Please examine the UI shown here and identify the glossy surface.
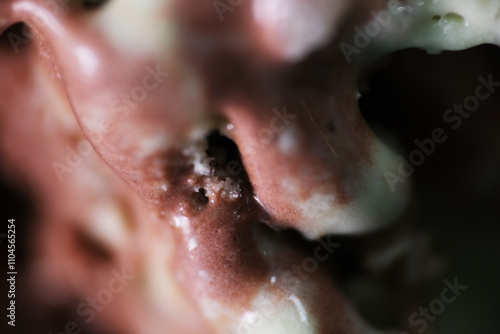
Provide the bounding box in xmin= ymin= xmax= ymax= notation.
xmin=1 ymin=0 xmax=497 ymax=333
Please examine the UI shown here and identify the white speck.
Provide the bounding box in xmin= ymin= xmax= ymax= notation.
xmin=174 ymin=216 xmax=186 ymax=228
xmin=173 ymin=216 xmax=190 ymax=235
xmin=55 ymin=65 xmax=62 ymax=79
xmin=75 ymin=45 xmax=99 ymax=76
xmin=288 ymin=294 xmax=309 ymax=325
xmin=262 ymin=249 xmax=274 ymax=256
xmin=198 ymin=271 xmax=209 ymax=279
xmin=161 ymin=184 xmax=168 ymax=192
xmin=188 ymin=238 xmax=198 ymax=251
xmin=254 ymin=196 xmax=264 ymax=208
xmin=270 ymin=276 xmax=276 ymax=284
xmin=226 ymin=123 xmax=234 ymax=130
xmin=243 ymin=311 xmax=259 ymax=325
xmin=278 ymin=125 xmax=299 ymax=154
xmin=138 ymin=134 xmax=170 ymax=157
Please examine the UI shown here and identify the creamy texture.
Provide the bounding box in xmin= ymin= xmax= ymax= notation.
xmin=1 ymin=0 xmax=499 ymax=333
xmin=356 ymin=0 xmax=500 ymax=61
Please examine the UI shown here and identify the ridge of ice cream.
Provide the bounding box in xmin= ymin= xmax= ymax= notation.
xmin=0 ymin=0 xmax=498 ymax=333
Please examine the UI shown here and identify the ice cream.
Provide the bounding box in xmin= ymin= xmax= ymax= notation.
xmin=0 ymin=0 xmax=498 ymax=333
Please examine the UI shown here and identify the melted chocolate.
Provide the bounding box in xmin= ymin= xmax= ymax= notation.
xmin=0 ymin=0 xmax=414 ymax=333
